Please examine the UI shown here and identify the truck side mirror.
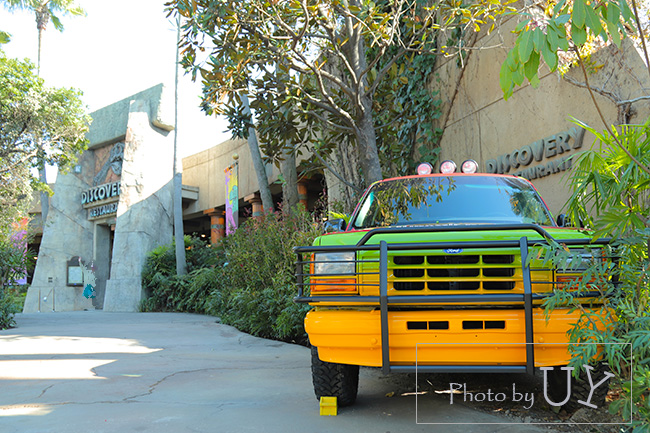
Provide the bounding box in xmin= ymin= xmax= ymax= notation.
xmin=556 ymin=214 xmax=569 ymax=227
xmin=556 ymin=214 xmax=584 ymax=228
xmin=323 ymin=218 xmax=346 ymax=233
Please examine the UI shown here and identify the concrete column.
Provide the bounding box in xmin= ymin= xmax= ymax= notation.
xmin=298 ymin=182 xmax=308 ymax=210
xmin=245 ymin=193 xmax=263 ymax=219
xmin=203 ymin=208 xmax=225 ymax=245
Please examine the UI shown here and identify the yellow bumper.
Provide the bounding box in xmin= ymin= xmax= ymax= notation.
xmin=306 ymin=308 xmax=605 ymax=367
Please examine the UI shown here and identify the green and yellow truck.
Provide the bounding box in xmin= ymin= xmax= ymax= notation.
xmin=295 ymin=162 xmax=612 ymax=407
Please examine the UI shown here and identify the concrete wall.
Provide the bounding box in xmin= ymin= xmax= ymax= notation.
xmin=434 ymin=16 xmax=650 ymax=216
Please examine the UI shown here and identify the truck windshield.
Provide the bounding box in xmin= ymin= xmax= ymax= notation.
xmin=351 ymin=175 xmax=553 ymax=229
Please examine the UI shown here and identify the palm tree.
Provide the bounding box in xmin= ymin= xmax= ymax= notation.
xmin=2 ymin=1 xmax=84 ymax=222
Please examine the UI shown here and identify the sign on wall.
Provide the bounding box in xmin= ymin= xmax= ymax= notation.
xmin=485 ymin=127 xmax=585 ymax=180
xmin=225 ymin=163 xmax=239 ymax=235
xmin=81 ymin=181 xmax=121 ymax=220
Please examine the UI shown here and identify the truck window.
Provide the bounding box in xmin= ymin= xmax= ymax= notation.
xmin=351 ymin=176 xmax=553 ymax=229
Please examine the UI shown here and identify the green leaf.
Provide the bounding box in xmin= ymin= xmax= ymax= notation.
xmin=512 ymin=67 xmax=525 ymax=86
xmin=524 ymin=51 xmax=540 ymax=82
xmin=518 ymin=30 xmax=534 ymax=63
xmin=542 ymin=40 xmax=558 ymax=71
xmin=553 ymin=0 xmax=567 ymax=15
xmin=584 ymin=3 xmax=603 ymax=37
xmin=529 ymin=72 xmax=541 ymax=88
xmin=606 ymin=3 xmax=620 ymax=23
xmin=555 ymin=14 xmax=571 ymax=25
xmin=572 ymin=0 xmax=586 ymax=28
xmin=0 ymin=31 xmax=10 ymax=44
xmin=532 ymin=28 xmax=544 ymax=51
xmin=619 ymin=0 xmax=633 ymax=22
xmin=515 ymin=20 xmax=529 ymax=32
xmin=547 ymin=25 xmax=560 ymax=50
xmin=571 ymin=21 xmax=588 ymax=45
xmin=500 ymin=61 xmax=513 ymax=93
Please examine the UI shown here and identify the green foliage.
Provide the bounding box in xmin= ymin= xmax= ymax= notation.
xmin=168 ymin=0 xmax=511 ymax=187
xmin=140 ymin=235 xmax=222 ymax=313
xmin=539 ymin=121 xmax=650 ymax=428
xmin=0 ymin=51 xmax=90 ymax=237
xmin=141 ymin=211 xmax=321 ymax=344
xmin=499 ymin=0 xmax=636 ymax=99
xmin=217 ymin=209 xmax=321 ymax=343
xmin=0 ymin=238 xmax=32 ymax=330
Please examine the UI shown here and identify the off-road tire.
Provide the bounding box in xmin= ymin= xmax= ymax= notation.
xmin=311 ymin=346 xmax=359 ymax=407
xmin=545 ymin=363 xmax=611 ymax=413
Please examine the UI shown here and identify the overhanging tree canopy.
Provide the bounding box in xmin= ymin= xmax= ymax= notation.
xmin=168 ymin=0 xmax=512 ymax=188
xmin=0 ymin=51 xmax=90 ymax=239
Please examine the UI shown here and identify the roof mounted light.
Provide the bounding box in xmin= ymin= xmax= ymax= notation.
xmin=439 ymin=160 xmax=457 ymax=174
xmin=461 ymin=159 xmax=478 ymax=173
xmin=416 ymin=162 xmax=433 ymax=175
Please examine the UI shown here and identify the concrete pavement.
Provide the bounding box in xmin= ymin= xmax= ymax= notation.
xmin=0 ymin=312 xmax=560 ymax=432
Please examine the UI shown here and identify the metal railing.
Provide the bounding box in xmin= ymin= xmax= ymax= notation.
xmin=294 ymin=224 xmax=613 ymax=375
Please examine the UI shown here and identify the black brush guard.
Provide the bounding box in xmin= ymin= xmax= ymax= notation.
xmin=294 ymin=224 xmax=612 ymax=375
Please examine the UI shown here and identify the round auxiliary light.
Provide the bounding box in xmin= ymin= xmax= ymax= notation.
xmin=416 ymin=162 xmax=433 ymax=175
xmin=461 ymin=159 xmax=478 ymax=174
xmin=439 ymin=160 xmax=457 ymax=174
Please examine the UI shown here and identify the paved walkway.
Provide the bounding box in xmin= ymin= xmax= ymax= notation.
xmin=0 ymin=312 xmax=556 ymax=432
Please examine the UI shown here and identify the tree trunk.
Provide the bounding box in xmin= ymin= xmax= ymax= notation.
xmin=280 ymin=147 xmax=299 ymax=212
xmin=346 ymin=0 xmax=383 ymax=186
xmin=37 ymin=149 xmax=48 ymax=223
xmin=241 ymin=93 xmax=274 ymax=213
xmin=173 ymin=17 xmax=187 ymax=276
xmin=324 ymin=137 xmax=364 ymax=214
xmin=356 ymin=108 xmax=383 ymax=185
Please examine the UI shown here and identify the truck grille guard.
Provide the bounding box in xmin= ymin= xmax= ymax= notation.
xmin=294 ymin=224 xmax=614 ymax=375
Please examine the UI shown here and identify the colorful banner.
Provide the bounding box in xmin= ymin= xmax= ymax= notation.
xmin=225 ymin=163 xmax=239 ymax=235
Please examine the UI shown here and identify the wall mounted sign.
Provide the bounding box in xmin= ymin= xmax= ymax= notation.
xmin=82 ymin=181 xmax=121 ymax=205
xmin=485 ymin=127 xmax=585 ymax=180
xmin=88 ymin=202 xmax=118 ymax=220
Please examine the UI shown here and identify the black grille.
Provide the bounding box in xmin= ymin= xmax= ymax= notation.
xmin=395 ymin=282 xmax=425 ymax=290
xmin=394 ymin=268 xmax=425 ymax=278
xmin=428 ymin=281 xmax=480 ymax=290
xmin=394 ymin=256 xmax=424 ymax=265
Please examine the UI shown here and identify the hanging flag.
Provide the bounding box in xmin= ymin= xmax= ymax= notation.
xmin=225 ymin=163 xmax=239 ymax=235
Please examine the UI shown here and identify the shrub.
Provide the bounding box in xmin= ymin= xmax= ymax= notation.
xmin=0 ymin=239 xmax=31 ymax=330
xmin=140 ymin=235 xmax=223 ymax=313
xmin=140 ymin=210 xmax=321 ymax=345
xmin=216 ymin=209 xmax=321 ymax=344
xmin=542 ymin=121 xmax=650 ymax=429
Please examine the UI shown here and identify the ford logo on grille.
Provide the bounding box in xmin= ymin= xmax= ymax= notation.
xmin=444 ymin=248 xmax=463 ymax=254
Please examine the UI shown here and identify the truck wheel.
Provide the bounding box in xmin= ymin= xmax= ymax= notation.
xmin=311 ymin=346 xmax=359 ymax=407
xmin=544 ymin=363 xmax=611 ymax=413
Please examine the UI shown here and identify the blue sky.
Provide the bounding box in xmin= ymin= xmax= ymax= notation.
xmin=0 ymin=0 xmax=230 ymax=163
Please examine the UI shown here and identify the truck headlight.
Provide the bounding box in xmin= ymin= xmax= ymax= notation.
xmin=557 ymin=248 xmax=602 ymax=273
xmin=314 ymin=252 xmax=356 ymax=275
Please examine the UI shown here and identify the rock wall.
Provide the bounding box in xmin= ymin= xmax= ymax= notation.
xmin=103 ymin=100 xmax=174 ymax=311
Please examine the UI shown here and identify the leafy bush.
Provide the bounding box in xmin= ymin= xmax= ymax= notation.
xmin=0 ymin=238 xmax=32 ymax=330
xmin=215 ymin=209 xmax=321 ymax=343
xmin=140 ymin=210 xmax=321 ymax=344
xmin=140 ymin=235 xmax=223 ymax=314
xmin=542 ymin=120 xmax=650 ymax=429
